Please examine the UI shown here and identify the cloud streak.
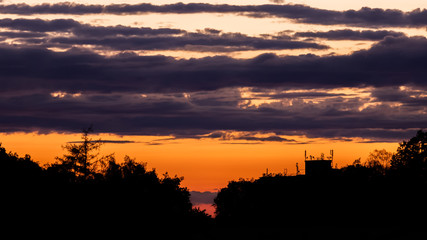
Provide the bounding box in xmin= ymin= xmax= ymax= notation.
xmin=164 ymin=131 xmax=298 ymax=143
xmin=294 ymin=29 xmax=406 ymax=41
xmin=0 ymin=3 xmax=426 ymax=27
xmin=67 ymin=140 xmax=137 ymax=144
xmin=0 ymin=18 xmax=327 ymax=52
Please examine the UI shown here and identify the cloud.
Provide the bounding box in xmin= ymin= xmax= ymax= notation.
xmin=303 ymin=128 xmax=420 ymax=143
xmin=67 ymin=140 xmax=137 ymax=144
xmin=0 ymin=18 xmax=184 ymax=36
xmin=1 ymin=36 xmax=427 ymax=141
xmin=0 ymin=18 xmax=185 ymax=37
xmin=255 ymin=91 xmax=347 ymax=99
xmin=269 ymin=0 xmax=285 ymax=4
xmin=0 ymin=18 xmax=80 ymax=32
xmin=0 ymin=86 xmax=424 ymax=141
xmin=46 ymin=32 xmax=327 ymax=52
xmin=294 ymin=29 xmax=406 ymax=41
xmin=167 ymin=131 xmax=298 ymax=143
xmin=371 ymin=86 xmax=427 ymax=107
xmin=0 ymin=18 xmax=327 ymax=52
xmin=1 ymin=35 xmax=427 ymax=94
xmin=190 ymin=191 xmax=216 ymax=205
xmin=0 ymin=3 xmax=426 ymax=27
xmin=0 ymin=31 xmax=47 ymax=38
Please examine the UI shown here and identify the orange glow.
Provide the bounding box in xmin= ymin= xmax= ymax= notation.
xmin=194 ymin=203 xmax=216 ymax=216
xmin=0 ymin=132 xmax=398 ymax=192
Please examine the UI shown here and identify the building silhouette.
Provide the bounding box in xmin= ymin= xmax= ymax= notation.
xmin=304 ymin=150 xmax=333 ymax=176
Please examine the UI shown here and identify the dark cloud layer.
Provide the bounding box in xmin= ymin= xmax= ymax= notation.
xmin=294 ymin=29 xmax=406 ymax=41
xmin=0 ymin=3 xmax=426 ymax=143
xmin=0 ymin=18 xmax=327 ymax=51
xmin=1 ymin=36 xmax=427 ymax=94
xmin=1 ymin=3 xmax=427 ymax=27
xmin=47 ymin=33 xmax=327 ymax=52
xmin=0 ymin=18 xmax=183 ymax=35
xmin=0 ymin=18 xmax=80 ymax=32
xmin=0 ymin=87 xmax=424 ymax=141
xmin=1 ymin=34 xmax=427 ymax=141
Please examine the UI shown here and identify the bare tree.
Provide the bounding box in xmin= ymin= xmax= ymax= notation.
xmin=366 ymin=149 xmax=393 ymax=173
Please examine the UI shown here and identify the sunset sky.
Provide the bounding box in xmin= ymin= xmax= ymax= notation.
xmin=1 ymin=0 xmax=427 ymax=200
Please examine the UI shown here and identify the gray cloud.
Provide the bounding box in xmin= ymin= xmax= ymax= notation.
xmin=0 ymin=3 xmax=426 ymax=27
xmin=46 ymin=33 xmax=327 ymax=52
xmin=269 ymin=0 xmax=285 ymax=4
xmin=0 ymin=18 xmax=184 ymax=35
xmin=190 ymin=191 xmax=216 ymax=205
xmin=0 ymin=18 xmax=327 ymax=51
xmin=294 ymin=29 xmax=406 ymax=41
xmin=166 ymin=131 xmax=298 ymax=143
xmin=0 ymin=31 xmax=47 ymax=38
xmin=0 ymin=18 xmax=80 ymax=32
xmin=1 ymin=36 xmax=427 ymax=94
xmin=0 ymin=85 xmax=425 ymax=142
xmin=68 ymin=140 xmax=137 ymax=144
xmin=371 ymin=86 xmax=427 ymax=107
xmin=1 ymin=36 xmax=427 ymax=141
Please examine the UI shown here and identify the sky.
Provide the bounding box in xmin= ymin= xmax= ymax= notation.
xmin=1 ymin=1 xmax=427 ymax=208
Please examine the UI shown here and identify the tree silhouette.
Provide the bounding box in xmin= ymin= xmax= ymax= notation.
xmin=366 ymin=149 xmax=393 ymax=173
xmin=390 ymin=130 xmax=427 ymax=179
xmin=52 ymin=127 xmax=104 ymax=182
xmin=0 ymin=143 xmax=42 ymax=185
xmin=4 ymin=129 xmax=427 ymax=233
xmin=214 ymin=131 xmax=427 ymax=227
xmin=45 ymin=129 xmax=213 ymax=227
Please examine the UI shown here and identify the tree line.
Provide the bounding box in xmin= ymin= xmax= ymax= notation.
xmin=214 ymin=130 xmax=427 ymax=228
xmin=2 ymin=129 xmax=427 ymax=233
xmin=1 ymin=127 xmax=212 ymax=231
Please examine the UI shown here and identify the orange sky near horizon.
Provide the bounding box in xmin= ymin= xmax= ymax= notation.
xmin=0 ymin=0 xmax=422 ymax=193
xmin=1 ymin=0 xmax=427 ymax=218
xmin=0 ymin=132 xmax=398 ymax=192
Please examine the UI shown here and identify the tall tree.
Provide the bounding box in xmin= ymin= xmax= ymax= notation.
xmin=54 ymin=127 xmax=103 ymax=181
xmin=390 ymin=130 xmax=427 ymax=178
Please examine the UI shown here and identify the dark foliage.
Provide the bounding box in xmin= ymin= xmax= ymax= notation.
xmin=215 ymin=174 xmax=427 ymax=228
xmin=0 ymin=143 xmax=43 ymax=185
xmin=214 ymin=131 xmax=427 ymax=228
xmin=390 ymin=130 xmax=427 ymax=180
xmin=3 ymin=129 xmax=427 ymax=236
xmin=0 ymin=130 xmax=212 ymax=231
